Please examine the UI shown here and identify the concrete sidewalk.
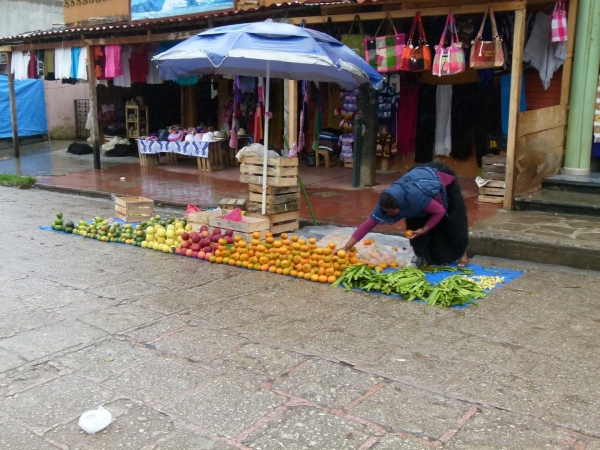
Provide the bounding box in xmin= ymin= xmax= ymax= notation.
xmin=1 ymin=187 xmax=600 ymax=449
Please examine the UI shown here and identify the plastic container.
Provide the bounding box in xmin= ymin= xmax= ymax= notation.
xmin=78 ymin=405 xmax=113 ymax=434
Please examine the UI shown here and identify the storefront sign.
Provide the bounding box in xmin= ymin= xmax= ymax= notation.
xmin=131 ymin=0 xmax=234 ymax=21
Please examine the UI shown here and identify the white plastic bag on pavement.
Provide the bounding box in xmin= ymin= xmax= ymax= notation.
xmin=78 ymin=405 xmax=113 ymax=434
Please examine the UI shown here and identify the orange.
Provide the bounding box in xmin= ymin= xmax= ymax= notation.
xmin=302 ymin=264 xmax=312 ymax=273
xmin=221 ymin=250 xmax=230 ymax=258
xmin=266 ymin=236 xmax=274 ymax=244
xmin=238 ymin=240 xmax=247 ymax=248
xmin=240 ymin=253 xmax=249 ymax=261
xmin=318 ymin=275 xmax=328 ymax=283
xmin=349 ymin=257 xmax=358 ymax=264
xmin=305 ymin=273 xmax=314 ymax=281
xmin=368 ymin=263 xmax=376 ymax=269
xmin=318 ymin=267 xmax=325 ymax=276
xmin=280 ymin=233 xmax=288 ymax=239
xmin=309 ymin=237 xmax=316 ymax=244
xmin=309 ymin=244 xmax=317 ymax=250
xmin=273 ymin=240 xmax=283 ymax=248
xmin=291 ymin=242 xmax=301 ymax=250
xmin=269 ymin=266 xmax=277 ymax=273
xmin=259 ymin=256 xmax=269 ymax=265
xmin=293 ymin=255 xmax=301 ymax=264
xmin=242 ymin=261 xmax=249 ymax=268
xmin=228 ymin=259 xmax=236 ymax=266
xmin=215 ymin=257 xmax=223 ymax=264
xmin=261 ymin=264 xmax=270 ymax=271
xmin=251 ymin=239 xmax=261 ymax=247
xmin=280 ymin=260 xmax=290 ymax=268
xmin=337 ymin=250 xmax=347 ymax=258
xmin=323 ymin=248 xmax=332 ymax=256
xmin=325 ymin=268 xmax=334 ymax=276
xmin=214 ymin=250 xmax=221 ymax=257
xmin=250 ymin=256 xmax=258 ymax=264
xmin=282 ymin=268 xmax=291 ymax=276
xmin=257 ymin=244 xmax=266 ymax=252
xmin=291 ymin=235 xmax=299 ymax=242
xmin=297 ymin=271 xmax=305 ymax=279
xmin=236 ymin=260 xmax=243 ymax=267
xmin=298 ymin=238 xmax=307 ymax=245
xmin=310 ymin=274 xmax=319 ymax=282
xmin=290 ymin=269 xmax=298 ymax=277
xmin=223 ymin=257 xmax=230 ymax=265
xmin=379 ymin=263 xmax=388 ymax=269
xmin=276 ymin=268 xmax=283 ymax=275
xmin=327 ymin=276 xmax=336 ymax=284
xmin=295 ymin=263 xmax=303 ymax=272
xmin=265 ymin=231 xmax=273 ymax=238
xmin=405 ymin=229 xmax=414 ymax=238
xmin=334 ymin=271 xmax=342 ymax=277
xmin=254 ymin=263 xmax=262 ymax=271
xmin=389 ymin=261 xmax=398 ymax=268
xmin=234 ymin=235 xmax=242 ymax=242
xmin=315 ymin=248 xmax=323 ymax=255
xmin=252 ymin=231 xmax=261 ymax=239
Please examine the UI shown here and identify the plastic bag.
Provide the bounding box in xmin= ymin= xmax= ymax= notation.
xmin=317 ymin=233 xmax=413 ymax=267
xmin=185 ymin=203 xmax=201 ymax=215
xmin=78 ymin=405 xmax=112 ymax=434
xmin=223 ymin=208 xmax=243 ymax=222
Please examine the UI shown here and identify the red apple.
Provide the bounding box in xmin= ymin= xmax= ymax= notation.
xmin=203 ymin=246 xmax=212 ymax=253
xmin=192 ymin=251 xmax=198 ymax=258
xmin=191 ymin=243 xmax=200 ymax=252
xmin=181 ymin=240 xmax=190 ymax=249
xmin=185 ymin=249 xmax=193 ymax=257
xmin=200 ymin=237 xmax=211 ymax=247
xmin=224 ymin=229 xmax=234 ymax=237
xmin=200 ymin=230 xmax=210 ymax=238
xmin=197 ymin=251 xmax=205 ymax=259
xmin=212 ymin=227 xmax=221 ymax=235
xmin=174 ymin=248 xmax=181 ymax=255
xmin=200 ymin=225 xmax=209 ymax=232
xmin=225 ymin=236 xmax=234 ymax=244
xmin=191 ymin=233 xmax=201 ymax=244
xmin=212 ymin=234 xmax=222 ymax=243
xmin=181 ymin=232 xmax=190 ymax=241
xmin=204 ymin=252 xmax=212 ymax=261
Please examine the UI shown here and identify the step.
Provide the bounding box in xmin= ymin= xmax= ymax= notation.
xmin=542 ymin=173 xmax=600 ymax=194
xmin=515 ymin=189 xmax=600 ymax=217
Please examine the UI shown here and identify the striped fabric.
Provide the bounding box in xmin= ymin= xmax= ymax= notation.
xmin=594 ymin=74 xmax=600 ymax=143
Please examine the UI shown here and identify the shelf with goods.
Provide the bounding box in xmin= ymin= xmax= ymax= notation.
xmin=126 ymin=105 xmax=149 ymax=139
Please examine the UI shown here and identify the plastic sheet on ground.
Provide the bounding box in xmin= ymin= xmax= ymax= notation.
xmin=300 ymin=225 xmax=415 ymax=266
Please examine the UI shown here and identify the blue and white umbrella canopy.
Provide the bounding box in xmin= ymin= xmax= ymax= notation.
xmin=153 ymin=21 xmax=383 ymax=90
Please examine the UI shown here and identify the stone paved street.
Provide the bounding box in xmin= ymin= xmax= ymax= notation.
xmin=1 ymin=186 xmax=599 ymax=449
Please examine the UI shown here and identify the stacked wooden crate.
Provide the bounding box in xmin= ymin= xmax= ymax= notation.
xmin=239 ymin=156 xmax=300 ymax=236
xmin=114 ymin=196 xmax=154 ymax=222
xmin=479 ymin=154 xmax=506 ymax=204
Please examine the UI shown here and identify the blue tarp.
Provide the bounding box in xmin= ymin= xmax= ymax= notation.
xmin=0 ymin=75 xmax=48 ymax=138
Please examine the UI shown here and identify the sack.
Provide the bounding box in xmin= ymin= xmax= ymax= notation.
xmin=432 ymin=11 xmax=466 ymax=76
xmin=470 ymin=7 xmax=504 ymax=68
xmin=401 ymin=12 xmax=432 ymax=72
xmin=223 ymin=208 xmax=243 ymax=222
xmin=341 ymin=16 xmax=366 ymax=57
xmin=185 ymin=203 xmax=201 ymax=215
xmin=551 ymin=0 xmax=568 ymax=42
xmin=363 ymin=14 xmax=405 ymax=73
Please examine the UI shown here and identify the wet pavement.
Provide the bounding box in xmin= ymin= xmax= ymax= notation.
xmin=1 ymin=187 xmax=600 ymax=448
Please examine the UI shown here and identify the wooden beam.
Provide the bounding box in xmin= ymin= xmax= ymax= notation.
xmin=87 ymin=45 xmax=101 ymax=170
xmin=286 ymin=80 xmax=298 ymax=151
xmin=503 ymin=8 xmax=526 ymax=210
xmin=6 ymin=52 xmax=20 ymax=158
xmin=288 ymin=1 xmax=526 ymax=24
xmin=0 ymin=46 xmax=11 ymax=51
xmin=560 ymin=0 xmax=579 ymax=105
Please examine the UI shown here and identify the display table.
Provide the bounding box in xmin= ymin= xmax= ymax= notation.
xmin=137 ymin=140 xmax=228 ymax=172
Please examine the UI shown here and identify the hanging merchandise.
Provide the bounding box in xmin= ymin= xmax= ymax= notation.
xmin=54 ymin=48 xmax=72 ymax=80
xmin=401 ymin=12 xmax=432 ymax=72
xmin=312 ymin=83 xmax=323 ymax=151
xmin=341 ymin=16 xmax=367 ymax=57
xmin=551 ymin=0 xmax=568 ymax=42
xmin=363 ymin=13 xmax=406 ymax=73
xmin=44 ymin=49 xmax=55 ymax=80
xmin=113 ymin=45 xmax=132 ymax=88
xmin=396 ymin=75 xmax=418 ymax=157
xmin=433 ymin=11 xmax=466 ymax=76
xmin=523 ymin=11 xmax=566 ymax=90
xmin=434 ymin=85 xmax=453 ymax=156
xmin=77 ymin=47 xmax=88 ymax=80
xmin=470 ymin=7 xmax=504 ymax=69
xmin=594 ymin=74 xmax=600 ymax=144
xmin=11 ymin=51 xmax=30 ymax=81
xmin=93 ymin=46 xmax=105 ymax=80
xmin=129 ymin=45 xmax=148 ymax=83
xmin=338 ymin=88 xmax=359 ymax=164
xmin=104 ymin=45 xmax=123 ymax=79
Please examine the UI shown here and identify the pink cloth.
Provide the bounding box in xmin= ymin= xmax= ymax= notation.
xmin=352 ymin=171 xmax=456 ymax=240
xmin=104 ymin=45 xmax=123 ymax=79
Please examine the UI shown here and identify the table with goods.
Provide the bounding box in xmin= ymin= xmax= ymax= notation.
xmin=44 ymin=204 xmax=522 ymax=309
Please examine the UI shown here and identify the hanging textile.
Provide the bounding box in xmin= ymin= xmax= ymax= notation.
xmin=27 ymin=51 xmax=37 ymax=79
xmin=396 ymin=76 xmax=419 ymax=157
xmin=146 ymin=49 xmax=163 ymax=84
xmin=434 ymin=85 xmax=453 ymax=156
xmin=129 ymin=45 xmax=148 ymax=83
xmin=298 ymin=81 xmax=308 ymax=152
xmin=44 ymin=49 xmax=55 ymax=80
xmin=54 ymin=48 xmax=72 ymax=80
xmin=71 ymin=47 xmax=81 ymax=79
xmin=77 ymin=47 xmax=88 ymax=80
xmin=594 ymin=74 xmax=600 ymax=143
xmin=523 ymin=12 xmax=566 ymax=90
xmin=414 ymin=83 xmax=437 ymax=163
xmin=93 ymin=46 xmax=105 ymax=80
xmin=312 ymin=82 xmax=322 ymax=151
xmin=113 ymin=45 xmax=132 ymax=88
xmin=104 ymin=44 xmax=123 ymax=79
xmin=12 ymin=51 xmax=30 ymax=81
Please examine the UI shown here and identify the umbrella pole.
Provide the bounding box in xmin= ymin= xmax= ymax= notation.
xmin=261 ymin=61 xmax=270 ymax=216
xmin=283 ymin=135 xmax=317 ymax=226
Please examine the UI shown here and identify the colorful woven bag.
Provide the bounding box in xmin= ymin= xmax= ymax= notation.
xmin=341 ymin=16 xmax=367 ymax=57
xmin=363 ymin=14 xmax=406 ymax=73
xmin=470 ymin=7 xmax=504 ymax=69
xmin=432 ymin=11 xmax=465 ymax=76
xmin=401 ymin=12 xmax=432 ymax=72
xmin=551 ymin=0 xmax=568 ymax=42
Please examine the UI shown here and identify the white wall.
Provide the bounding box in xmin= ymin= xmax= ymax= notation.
xmin=0 ymin=0 xmax=64 ymax=38
xmin=44 ymin=80 xmax=90 ymax=140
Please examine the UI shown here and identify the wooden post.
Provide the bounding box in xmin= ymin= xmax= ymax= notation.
xmin=86 ymin=45 xmax=101 ymax=170
xmin=6 ymin=51 xmax=20 ymax=158
xmin=285 ymin=80 xmax=298 ymax=151
xmin=357 ymin=83 xmax=377 ymax=187
xmin=503 ymin=9 xmax=526 ymax=210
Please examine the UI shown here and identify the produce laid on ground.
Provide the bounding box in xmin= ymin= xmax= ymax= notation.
xmin=45 ymin=212 xmax=504 ymax=307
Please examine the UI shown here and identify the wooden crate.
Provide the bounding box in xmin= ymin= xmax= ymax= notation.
xmin=247 ymin=183 xmax=300 ymax=214
xmin=218 ymin=198 xmax=247 ymax=212
xmin=247 ymin=210 xmax=300 ymax=236
xmin=186 ymin=209 xmax=222 ymax=231
xmin=478 ymin=180 xmax=506 ymax=204
xmin=344 ymin=161 xmax=353 ymax=169
xmin=239 ymin=156 xmax=299 ymax=187
xmin=208 ymin=215 xmax=270 ymax=234
xmin=115 ymin=196 xmax=154 ymax=222
xmin=246 ymin=200 xmax=300 ymax=214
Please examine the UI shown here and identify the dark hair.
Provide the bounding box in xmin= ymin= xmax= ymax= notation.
xmin=379 ymin=192 xmax=399 ymax=210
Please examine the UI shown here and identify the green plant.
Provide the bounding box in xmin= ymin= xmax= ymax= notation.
xmin=0 ymin=174 xmax=36 ymax=189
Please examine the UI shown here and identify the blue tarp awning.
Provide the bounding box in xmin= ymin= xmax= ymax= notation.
xmin=0 ymin=75 xmax=48 ymax=138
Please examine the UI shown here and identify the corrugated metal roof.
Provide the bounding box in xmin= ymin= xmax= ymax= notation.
xmin=0 ymin=1 xmax=351 ymax=44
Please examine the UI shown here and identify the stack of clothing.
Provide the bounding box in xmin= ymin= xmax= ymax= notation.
xmin=317 ymin=128 xmax=340 ymax=155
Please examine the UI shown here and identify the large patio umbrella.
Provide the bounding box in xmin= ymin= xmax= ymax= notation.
xmin=154 ymin=20 xmax=383 ymax=215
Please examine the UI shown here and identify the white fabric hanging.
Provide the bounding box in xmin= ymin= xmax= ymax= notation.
xmin=54 ymin=48 xmax=72 ymax=79
xmin=113 ymin=45 xmax=132 ymax=87
xmin=77 ymin=47 xmax=88 ymax=80
xmin=11 ymin=51 xmax=30 ymax=80
xmin=146 ymin=50 xmax=163 ymax=84
xmin=434 ymin=85 xmax=452 ymax=157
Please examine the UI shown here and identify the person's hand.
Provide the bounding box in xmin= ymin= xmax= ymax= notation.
xmin=406 ymin=227 xmax=428 ymax=239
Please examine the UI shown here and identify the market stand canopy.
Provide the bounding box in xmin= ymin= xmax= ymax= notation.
xmin=0 ymin=76 xmax=48 ymax=139
xmin=153 ymin=21 xmax=383 ymax=90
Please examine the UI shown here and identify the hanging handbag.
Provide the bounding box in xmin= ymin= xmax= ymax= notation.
xmin=401 ymin=12 xmax=432 ymax=72
xmin=363 ymin=13 xmax=406 ymax=73
xmin=551 ymin=0 xmax=568 ymax=42
xmin=432 ymin=11 xmax=466 ymax=76
xmin=470 ymin=7 xmax=505 ymax=69
xmin=341 ymin=16 xmax=367 ymax=57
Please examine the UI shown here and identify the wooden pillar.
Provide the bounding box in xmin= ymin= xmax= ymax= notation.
xmin=6 ymin=51 xmax=20 ymax=158
xmin=503 ymin=9 xmax=526 ymax=210
xmin=356 ymin=83 xmax=377 ymax=188
xmin=285 ymin=80 xmax=298 ymax=150
xmin=87 ymin=45 xmax=101 ymax=170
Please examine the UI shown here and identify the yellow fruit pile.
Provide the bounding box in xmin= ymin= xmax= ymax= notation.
xmin=208 ymin=232 xmax=357 ymax=283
